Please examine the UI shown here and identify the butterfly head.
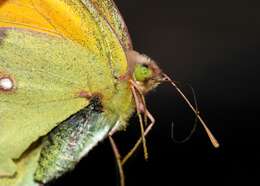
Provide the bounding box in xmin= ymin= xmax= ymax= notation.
xmin=127 ymin=50 xmax=164 ymax=93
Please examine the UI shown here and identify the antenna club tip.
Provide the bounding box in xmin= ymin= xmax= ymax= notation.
xmin=209 ymin=135 xmax=220 ymax=149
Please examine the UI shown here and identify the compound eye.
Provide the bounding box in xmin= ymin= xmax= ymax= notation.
xmin=133 ymin=64 xmax=153 ymax=82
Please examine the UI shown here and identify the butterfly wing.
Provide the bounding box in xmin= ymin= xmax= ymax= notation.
xmin=0 ymin=28 xmax=119 ymax=176
xmin=0 ymin=145 xmax=42 ymax=186
xmin=86 ymin=0 xmax=133 ymax=50
xmin=0 ymin=0 xmax=134 ymax=180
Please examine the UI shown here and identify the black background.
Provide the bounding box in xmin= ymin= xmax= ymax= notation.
xmin=51 ymin=0 xmax=260 ymax=185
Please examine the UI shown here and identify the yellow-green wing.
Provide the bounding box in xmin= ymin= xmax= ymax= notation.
xmin=0 ymin=0 xmax=133 ymax=178
xmin=0 ymin=145 xmax=42 ymax=186
xmin=0 ymin=28 xmax=117 ymax=176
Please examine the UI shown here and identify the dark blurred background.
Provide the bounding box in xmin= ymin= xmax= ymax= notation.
xmin=51 ymin=0 xmax=260 ymax=185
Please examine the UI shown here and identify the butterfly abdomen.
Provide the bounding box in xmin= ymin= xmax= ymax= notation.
xmin=34 ymin=97 xmax=117 ymax=183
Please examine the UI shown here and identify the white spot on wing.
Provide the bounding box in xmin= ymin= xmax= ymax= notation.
xmin=0 ymin=77 xmax=14 ymax=90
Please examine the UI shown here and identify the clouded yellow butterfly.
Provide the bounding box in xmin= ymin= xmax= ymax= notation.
xmin=0 ymin=1 xmax=219 ymax=186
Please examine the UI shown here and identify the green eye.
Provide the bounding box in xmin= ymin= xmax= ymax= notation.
xmin=133 ymin=64 xmax=153 ymax=82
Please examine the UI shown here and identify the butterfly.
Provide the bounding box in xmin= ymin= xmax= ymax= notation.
xmin=0 ymin=1 xmax=219 ymax=186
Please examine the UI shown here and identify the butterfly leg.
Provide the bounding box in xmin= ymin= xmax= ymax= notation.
xmin=130 ymin=83 xmax=148 ymax=159
xmin=108 ymin=113 xmax=154 ymax=186
xmin=121 ymin=80 xmax=156 ymax=165
xmin=122 ymin=110 xmax=155 ymax=165
xmin=108 ymin=135 xmax=125 ymax=186
xmin=107 ymin=80 xmax=156 ymax=184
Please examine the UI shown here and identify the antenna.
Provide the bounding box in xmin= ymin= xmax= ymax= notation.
xmin=163 ymin=74 xmax=220 ymax=148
